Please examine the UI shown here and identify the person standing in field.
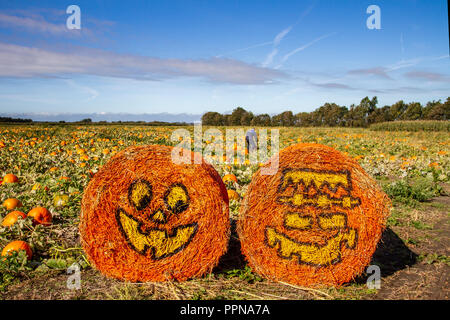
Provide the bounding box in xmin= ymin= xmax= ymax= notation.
xmin=245 ymin=128 xmax=257 ymax=154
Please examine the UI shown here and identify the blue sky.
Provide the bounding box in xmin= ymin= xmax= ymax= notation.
xmin=0 ymin=0 xmax=449 ymax=118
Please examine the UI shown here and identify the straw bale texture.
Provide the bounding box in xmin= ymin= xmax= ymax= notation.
xmin=237 ymin=143 xmax=391 ymax=287
xmin=80 ymin=145 xmax=229 ymax=282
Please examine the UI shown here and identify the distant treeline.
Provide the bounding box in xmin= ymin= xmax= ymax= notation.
xmin=65 ymin=119 xmax=193 ymax=126
xmin=0 ymin=117 xmax=193 ymax=126
xmin=202 ymin=96 xmax=450 ymax=127
xmin=0 ymin=116 xmax=33 ymax=123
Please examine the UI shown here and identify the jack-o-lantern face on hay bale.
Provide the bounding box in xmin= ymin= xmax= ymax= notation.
xmin=237 ymin=143 xmax=391 ymax=287
xmin=80 ymin=145 xmax=229 ymax=282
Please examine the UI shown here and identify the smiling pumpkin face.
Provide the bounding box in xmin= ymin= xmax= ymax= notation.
xmin=116 ymin=180 xmax=198 ymax=259
xmin=80 ymin=145 xmax=229 ymax=282
xmin=237 ymin=143 xmax=391 ymax=287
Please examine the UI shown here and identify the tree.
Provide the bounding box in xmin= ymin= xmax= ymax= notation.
xmin=402 ymin=102 xmax=422 ymax=120
xmin=279 ymin=111 xmax=295 ymax=126
xmin=368 ymin=105 xmax=391 ymax=123
xmin=240 ymin=111 xmax=254 ymax=126
xmin=202 ymin=112 xmax=224 ymax=125
xmin=422 ymin=100 xmax=441 ymax=119
xmin=251 ymin=114 xmax=271 ymax=126
xmin=389 ymin=100 xmax=407 ymax=121
xmin=295 ymin=112 xmax=313 ymax=127
xmin=444 ymin=97 xmax=450 ymax=120
xmin=344 ymin=104 xmax=356 ymax=127
xmin=198 ymin=96 xmax=448 ymax=128
xmin=314 ymin=103 xmax=348 ymax=127
xmin=229 ymin=107 xmax=248 ymax=126
xmin=348 ymin=96 xmax=378 ymax=127
xmin=272 ymin=111 xmax=295 ymax=127
xmin=424 ymin=98 xmax=449 ymax=120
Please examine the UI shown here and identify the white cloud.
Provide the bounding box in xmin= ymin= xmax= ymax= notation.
xmin=262 ymin=48 xmax=279 ymax=67
xmin=215 ymin=41 xmax=273 ymax=58
xmin=273 ymin=26 xmax=292 ymax=47
xmin=64 ymin=79 xmax=99 ymax=101
xmin=0 ymin=12 xmax=77 ymax=36
xmin=277 ymin=32 xmax=337 ymax=68
xmin=348 ymin=67 xmax=392 ymax=79
xmin=261 ymin=26 xmax=292 ymax=67
xmin=0 ymin=43 xmax=287 ymax=85
xmin=405 ymin=71 xmax=450 ymax=82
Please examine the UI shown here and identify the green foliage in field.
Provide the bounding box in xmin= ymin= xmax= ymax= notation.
xmin=0 ymin=250 xmax=33 ymax=291
xmin=418 ymin=253 xmax=450 ymax=266
xmin=224 ymin=266 xmax=263 ymax=284
xmin=370 ymin=121 xmax=450 ymax=132
xmin=0 ymin=124 xmax=448 ymax=296
xmin=383 ymin=176 xmax=442 ymax=206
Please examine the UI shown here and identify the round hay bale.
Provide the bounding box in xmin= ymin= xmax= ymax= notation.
xmin=237 ymin=143 xmax=391 ymax=287
xmin=80 ymin=145 xmax=229 ymax=282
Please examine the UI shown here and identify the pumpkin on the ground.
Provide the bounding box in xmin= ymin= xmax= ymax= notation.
xmin=227 ymin=189 xmax=241 ymax=201
xmin=3 ymin=198 xmax=22 ymax=210
xmin=223 ymin=174 xmax=238 ymax=184
xmin=1 ymin=211 xmax=26 ymax=227
xmin=2 ymin=174 xmax=18 ymax=184
xmin=27 ymin=207 xmax=52 ymax=226
xmin=1 ymin=241 xmax=32 ymax=260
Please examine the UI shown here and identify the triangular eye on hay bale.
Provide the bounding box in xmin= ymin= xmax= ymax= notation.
xmin=237 ymin=143 xmax=391 ymax=287
xmin=79 ymin=145 xmax=230 ymax=282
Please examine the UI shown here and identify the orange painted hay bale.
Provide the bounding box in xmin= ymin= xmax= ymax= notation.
xmin=80 ymin=145 xmax=229 ymax=282
xmin=237 ymin=143 xmax=391 ymax=287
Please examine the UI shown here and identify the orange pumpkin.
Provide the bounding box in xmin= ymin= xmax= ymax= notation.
xmin=3 ymin=198 xmax=22 ymax=210
xmin=223 ymin=174 xmax=238 ymax=184
xmin=227 ymin=189 xmax=241 ymax=201
xmin=2 ymin=174 xmax=18 ymax=184
xmin=1 ymin=211 xmax=26 ymax=227
xmin=1 ymin=241 xmax=32 ymax=260
xmin=80 ymin=145 xmax=230 ymax=282
xmin=27 ymin=207 xmax=52 ymax=226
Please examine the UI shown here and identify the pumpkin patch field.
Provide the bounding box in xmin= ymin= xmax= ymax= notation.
xmin=0 ymin=124 xmax=449 ymax=300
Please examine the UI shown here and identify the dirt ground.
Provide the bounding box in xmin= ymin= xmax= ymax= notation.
xmin=369 ymin=189 xmax=450 ymax=299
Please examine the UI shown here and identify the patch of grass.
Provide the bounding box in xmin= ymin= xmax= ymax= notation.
xmin=191 ymin=288 xmax=208 ymax=300
xmin=410 ymin=221 xmax=433 ymax=230
xmin=106 ymin=283 xmax=152 ymax=300
xmin=0 ymin=250 xmax=33 ymax=291
xmin=428 ymin=202 xmax=446 ymax=209
xmin=418 ymin=253 xmax=450 ymax=266
xmin=384 ymin=178 xmax=439 ymax=206
xmin=189 ymin=287 xmax=230 ymax=300
xmin=386 ymin=209 xmax=407 ymax=227
xmin=370 ymin=120 xmax=450 ymax=132
xmin=224 ymin=266 xmax=263 ymax=284
xmin=405 ymin=238 xmax=419 ymax=245
xmin=387 ymin=216 xmax=405 ymax=227
xmin=328 ymin=283 xmax=378 ymax=300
